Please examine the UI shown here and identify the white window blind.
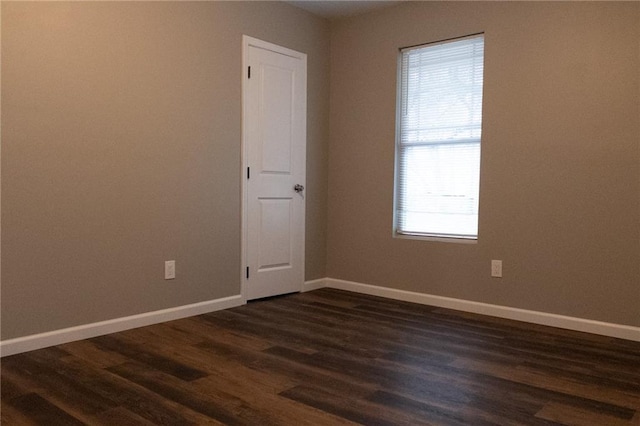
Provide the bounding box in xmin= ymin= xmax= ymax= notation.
xmin=395 ymin=34 xmax=484 ymax=239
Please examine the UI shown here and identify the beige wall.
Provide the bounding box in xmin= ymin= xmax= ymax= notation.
xmin=1 ymin=1 xmax=329 ymax=339
xmin=328 ymin=2 xmax=640 ymax=326
xmin=2 ymin=1 xmax=639 ymax=342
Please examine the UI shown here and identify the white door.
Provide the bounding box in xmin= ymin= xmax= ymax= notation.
xmin=242 ymin=36 xmax=306 ymax=301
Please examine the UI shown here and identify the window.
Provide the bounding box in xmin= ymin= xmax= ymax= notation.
xmin=394 ymin=34 xmax=484 ymax=240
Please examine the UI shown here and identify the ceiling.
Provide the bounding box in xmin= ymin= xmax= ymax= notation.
xmin=287 ymin=1 xmax=401 ymax=19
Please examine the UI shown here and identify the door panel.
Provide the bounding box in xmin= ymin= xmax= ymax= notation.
xmin=243 ymin=37 xmax=306 ymax=301
xmin=258 ymin=198 xmax=292 ymax=270
xmin=261 ymin=65 xmax=293 ymax=173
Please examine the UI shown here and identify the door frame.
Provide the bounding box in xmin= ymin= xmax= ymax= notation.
xmin=241 ymin=35 xmax=307 ymax=302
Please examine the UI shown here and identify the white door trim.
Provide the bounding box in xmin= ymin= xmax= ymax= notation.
xmin=241 ymin=35 xmax=306 ymax=302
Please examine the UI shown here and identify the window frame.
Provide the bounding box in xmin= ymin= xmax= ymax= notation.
xmin=393 ymin=33 xmax=485 ymax=242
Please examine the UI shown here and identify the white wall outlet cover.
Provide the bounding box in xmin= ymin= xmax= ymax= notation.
xmin=165 ymin=260 xmax=176 ymax=280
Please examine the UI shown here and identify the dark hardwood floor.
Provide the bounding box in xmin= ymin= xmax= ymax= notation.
xmin=2 ymin=288 xmax=639 ymax=425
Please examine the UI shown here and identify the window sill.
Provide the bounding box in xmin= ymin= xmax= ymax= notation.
xmin=393 ymin=232 xmax=478 ymax=244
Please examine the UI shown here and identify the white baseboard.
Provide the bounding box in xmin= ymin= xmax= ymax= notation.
xmin=322 ymin=278 xmax=640 ymax=342
xmin=0 ymin=295 xmax=244 ymax=357
xmin=303 ymin=278 xmax=328 ymax=292
xmin=3 ymin=278 xmax=637 ymax=357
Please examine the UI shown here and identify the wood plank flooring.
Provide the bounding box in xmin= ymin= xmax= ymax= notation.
xmin=2 ymin=288 xmax=639 ymax=425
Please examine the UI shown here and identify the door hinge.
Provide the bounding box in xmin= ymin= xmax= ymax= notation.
xmin=247 ymin=167 xmax=250 ymax=179
xmin=248 ymin=66 xmax=251 ymax=79
xmin=246 ymin=266 xmax=250 ymax=279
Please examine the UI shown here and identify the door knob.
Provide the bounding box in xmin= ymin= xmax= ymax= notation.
xmin=294 ymin=184 xmax=305 ymax=193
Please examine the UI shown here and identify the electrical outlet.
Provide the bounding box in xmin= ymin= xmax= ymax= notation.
xmin=491 ymin=260 xmax=502 ymax=278
xmin=165 ymin=260 xmax=176 ymax=280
